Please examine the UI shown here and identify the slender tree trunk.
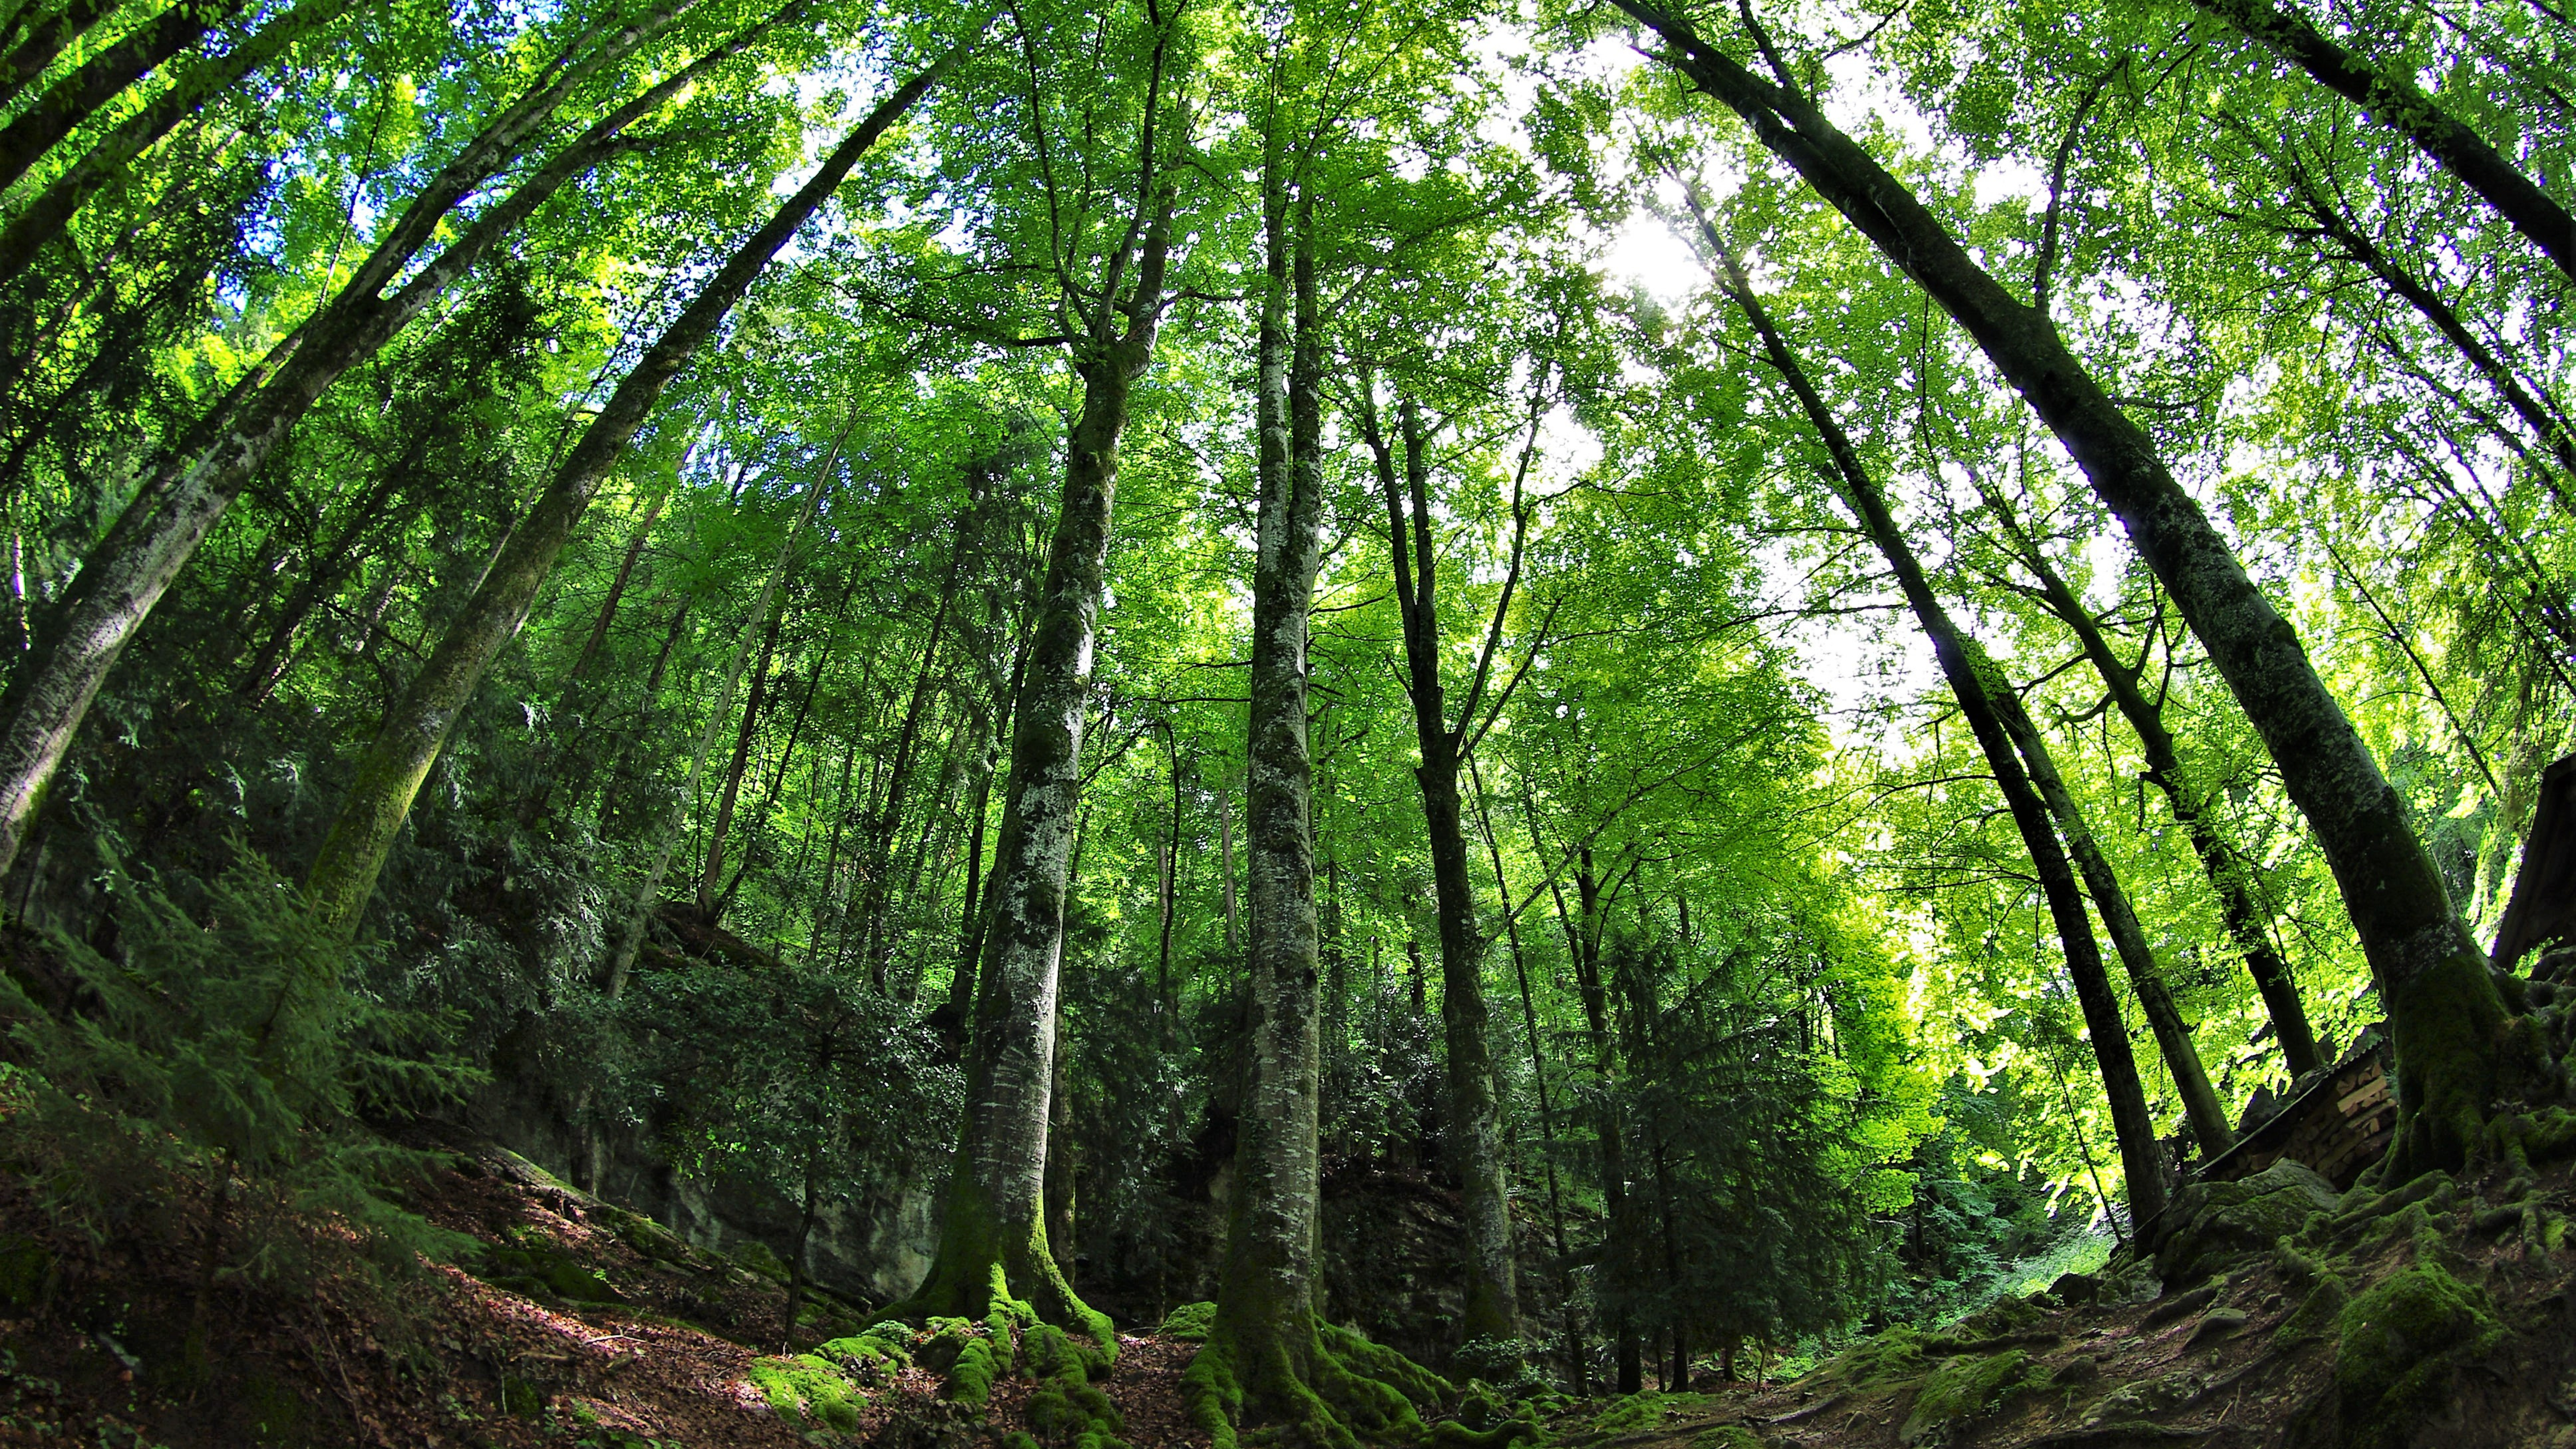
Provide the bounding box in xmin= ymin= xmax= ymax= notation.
xmin=1557 ymin=848 xmax=1642 ymax=1395
xmin=297 ymin=40 xmax=974 ymax=941
xmin=570 ymin=473 xmax=679 ymax=682
xmin=896 ymin=101 xmax=1172 ymax=1339
xmin=599 ymin=428 xmax=848 ymax=993
xmin=1360 ymin=389 xmax=1518 ymax=1347
xmin=1472 ymin=756 xmax=1580 ymax=1391
xmin=2190 ymin=0 xmax=2576 ymax=284
xmin=1630 ymin=3 xmax=2515 ymax=1172
xmin=857 ymin=486 xmax=980 ymax=981
xmin=1697 ymin=221 xmax=2169 ymax=1226
xmin=1981 ymin=495 xmax=2321 ymax=1074
xmin=1218 ymin=772 xmax=1240 ymax=954
xmin=1987 ymin=676 xmax=2235 ymax=1156
xmin=0 ymin=0 xmax=246 ymax=195
xmin=695 ymin=602 xmax=787 ymax=921
xmin=0 ymin=3 xmax=758 ymax=880
xmin=0 ymin=0 xmax=133 ymax=115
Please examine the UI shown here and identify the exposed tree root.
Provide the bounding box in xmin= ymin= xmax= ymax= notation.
xmin=1181 ymin=1307 xmax=1458 ymax=1449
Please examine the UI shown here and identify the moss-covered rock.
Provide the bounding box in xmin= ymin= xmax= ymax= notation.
xmin=1160 ymin=1300 xmax=1216 ymax=1341
xmin=481 ymin=1243 xmax=624 ymax=1304
xmin=747 ymin=1352 xmax=866 ymax=1432
xmin=2333 ymin=1259 xmax=2506 ymax=1446
xmin=818 ymin=1324 xmax=916 ymax=1385
xmin=1897 ymin=1351 xmax=2049 ymax=1447
xmin=2154 ymin=1161 xmax=2340 ymax=1284
xmin=1808 ymin=1327 xmax=1928 ymax=1389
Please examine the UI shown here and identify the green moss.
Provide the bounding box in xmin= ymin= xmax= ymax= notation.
xmin=1571 ymin=1391 xmax=1712 ymax=1443
xmin=1810 ymin=1327 xmax=1928 ymax=1388
xmin=500 ymin=1372 xmax=545 ymax=1419
xmin=2155 ymin=1161 xmax=2340 ymax=1284
xmin=820 ymin=1324 xmax=916 ymax=1383
xmin=2386 ymin=950 xmax=2527 ymax=1178
xmin=747 ymin=1353 xmax=866 ymax=1432
xmin=1181 ymin=1310 xmax=1447 ymax=1449
xmin=0 ymin=1233 xmax=46 ymax=1311
xmin=731 ymin=1238 xmax=790 ymax=1282
xmin=1160 ymin=1300 xmax=1217 ymax=1341
xmin=482 ymin=1243 xmax=624 ymax=1303
xmin=2275 ymin=1273 xmax=2351 ymax=1349
xmin=1896 ymin=1351 xmax=2049 ymax=1447
xmin=1027 ymin=1322 xmax=1126 ymax=1448
xmin=241 ymin=1371 xmax=313 ymax=1445
xmin=2333 ymin=1260 xmax=2506 ymax=1446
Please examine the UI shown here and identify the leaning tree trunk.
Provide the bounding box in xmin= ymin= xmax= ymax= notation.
xmin=1184 ymin=173 xmax=1445 ymax=1449
xmin=1628 ymin=0 xmax=2521 ymax=1173
xmin=0 ymin=1 xmax=757 ymax=881
xmin=1980 ymin=493 xmax=2322 ymax=1074
xmin=888 ymin=113 xmax=1170 ymax=1347
xmin=0 ymin=0 xmax=134 ymax=115
xmin=1701 ymin=225 xmax=2170 ymax=1227
xmin=2189 ymin=0 xmax=2576 ymax=285
xmin=0 ymin=0 xmax=244 ymax=194
xmin=1985 ymin=656 xmax=2236 ymax=1157
xmin=298 ymin=37 xmax=972 ymax=941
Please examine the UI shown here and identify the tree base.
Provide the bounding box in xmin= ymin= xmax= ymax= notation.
xmin=1182 ymin=1307 xmax=1460 ymax=1449
xmin=2381 ymin=950 xmax=2551 ymax=1181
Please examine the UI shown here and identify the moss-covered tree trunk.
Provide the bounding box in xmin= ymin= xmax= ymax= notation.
xmin=296 ymin=39 xmax=972 ymax=941
xmin=893 ymin=85 xmax=1174 ymax=1342
xmin=1701 ymin=226 xmax=2170 ymax=1227
xmin=1628 ymin=0 xmax=2522 ymax=1173
xmin=1186 ymin=162 xmax=1447 ymax=1449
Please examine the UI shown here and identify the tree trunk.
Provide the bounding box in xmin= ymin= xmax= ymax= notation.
xmin=2190 ymin=0 xmax=2576 ymax=284
xmin=1473 ymin=757 xmax=1578 ymax=1387
xmin=1360 ymin=387 xmax=1519 ymax=1348
xmin=0 ymin=0 xmax=363 ymax=286
xmin=600 ymin=427 xmax=848 ymax=993
xmin=1986 ymin=671 xmax=2236 ymax=1157
xmin=857 ymin=482 xmax=981 ymax=981
xmin=893 ymin=89 xmax=1170 ymax=1340
xmin=297 ymin=39 xmax=972 ymax=942
xmin=1978 ymin=491 xmax=2321 ymax=1074
xmin=0 ymin=0 xmax=134 ymax=115
xmin=1557 ymin=848 xmax=1643 ymax=1395
xmin=1629 ymin=3 xmax=2514 ymax=1173
xmin=1218 ymin=770 xmax=1240 ymax=954
xmin=0 ymin=0 xmax=246 ymax=195
xmin=1187 ymin=161 xmax=1443 ymax=1449
xmin=1696 ymin=219 xmax=2169 ymax=1226
xmin=0 ymin=3 xmax=757 ymax=880
xmin=695 ymin=601 xmax=787 ymax=921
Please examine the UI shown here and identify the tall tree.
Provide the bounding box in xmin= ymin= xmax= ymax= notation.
xmin=1616 ymin=0 xmax=2526 ymax=1173
xmin=301 ymin=29 xmax=978 ymax=939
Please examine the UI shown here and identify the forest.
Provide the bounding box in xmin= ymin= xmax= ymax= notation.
xmin=0 ymin=0 xmax=2573 ymax=1442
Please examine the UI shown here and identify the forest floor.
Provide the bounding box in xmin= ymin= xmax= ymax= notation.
xmin=0 ymin=1132 xmax=2570 ymax=1448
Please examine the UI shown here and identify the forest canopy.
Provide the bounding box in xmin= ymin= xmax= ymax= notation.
xmin=0 ymin=0 xmax=2569 ymax=1437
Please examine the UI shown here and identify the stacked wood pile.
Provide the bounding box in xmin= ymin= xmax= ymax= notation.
xmin=2196 ymin=1036 xmax=2397 ymax=1192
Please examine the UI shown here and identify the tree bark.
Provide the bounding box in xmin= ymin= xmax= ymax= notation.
xmin=1627 ymin=0 xmax=2513 ymax=1172
xmin=0 ymin=0 xmax=134 ymax=115
xmin=1976 ymin=487 xmax=2321 ymax=1074
xmin=694 ymin=597 xmax=787 ymax=921
xmin=1358 ymin=382 xmax=1522 ymax=1347
xmin=297 ymin=39 xmax=971 ymax=941
xmin=1187 ymin=151 xmax=1444 ymax=1449
xmin=1553 ymin=844 xmax=1643 ymax=1395
xmin=1986 ymin=670 xmax=2236 ymax=1156
xmin=895 ymin=65 xmax=1171 ymax=1339
xmin=2190 ymin=0 xmax=2576 ymax=284
xmin=1697 ymin=220 xmax=2169 ymax=1226
xmin=0 ymin=2 xmax=759 ymax=880
xmin=0 ymin=0 xmax=246 ymax=195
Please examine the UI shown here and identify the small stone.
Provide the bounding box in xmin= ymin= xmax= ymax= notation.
xmin=2184 ymin=1308 xmax=2248 ymax=1349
